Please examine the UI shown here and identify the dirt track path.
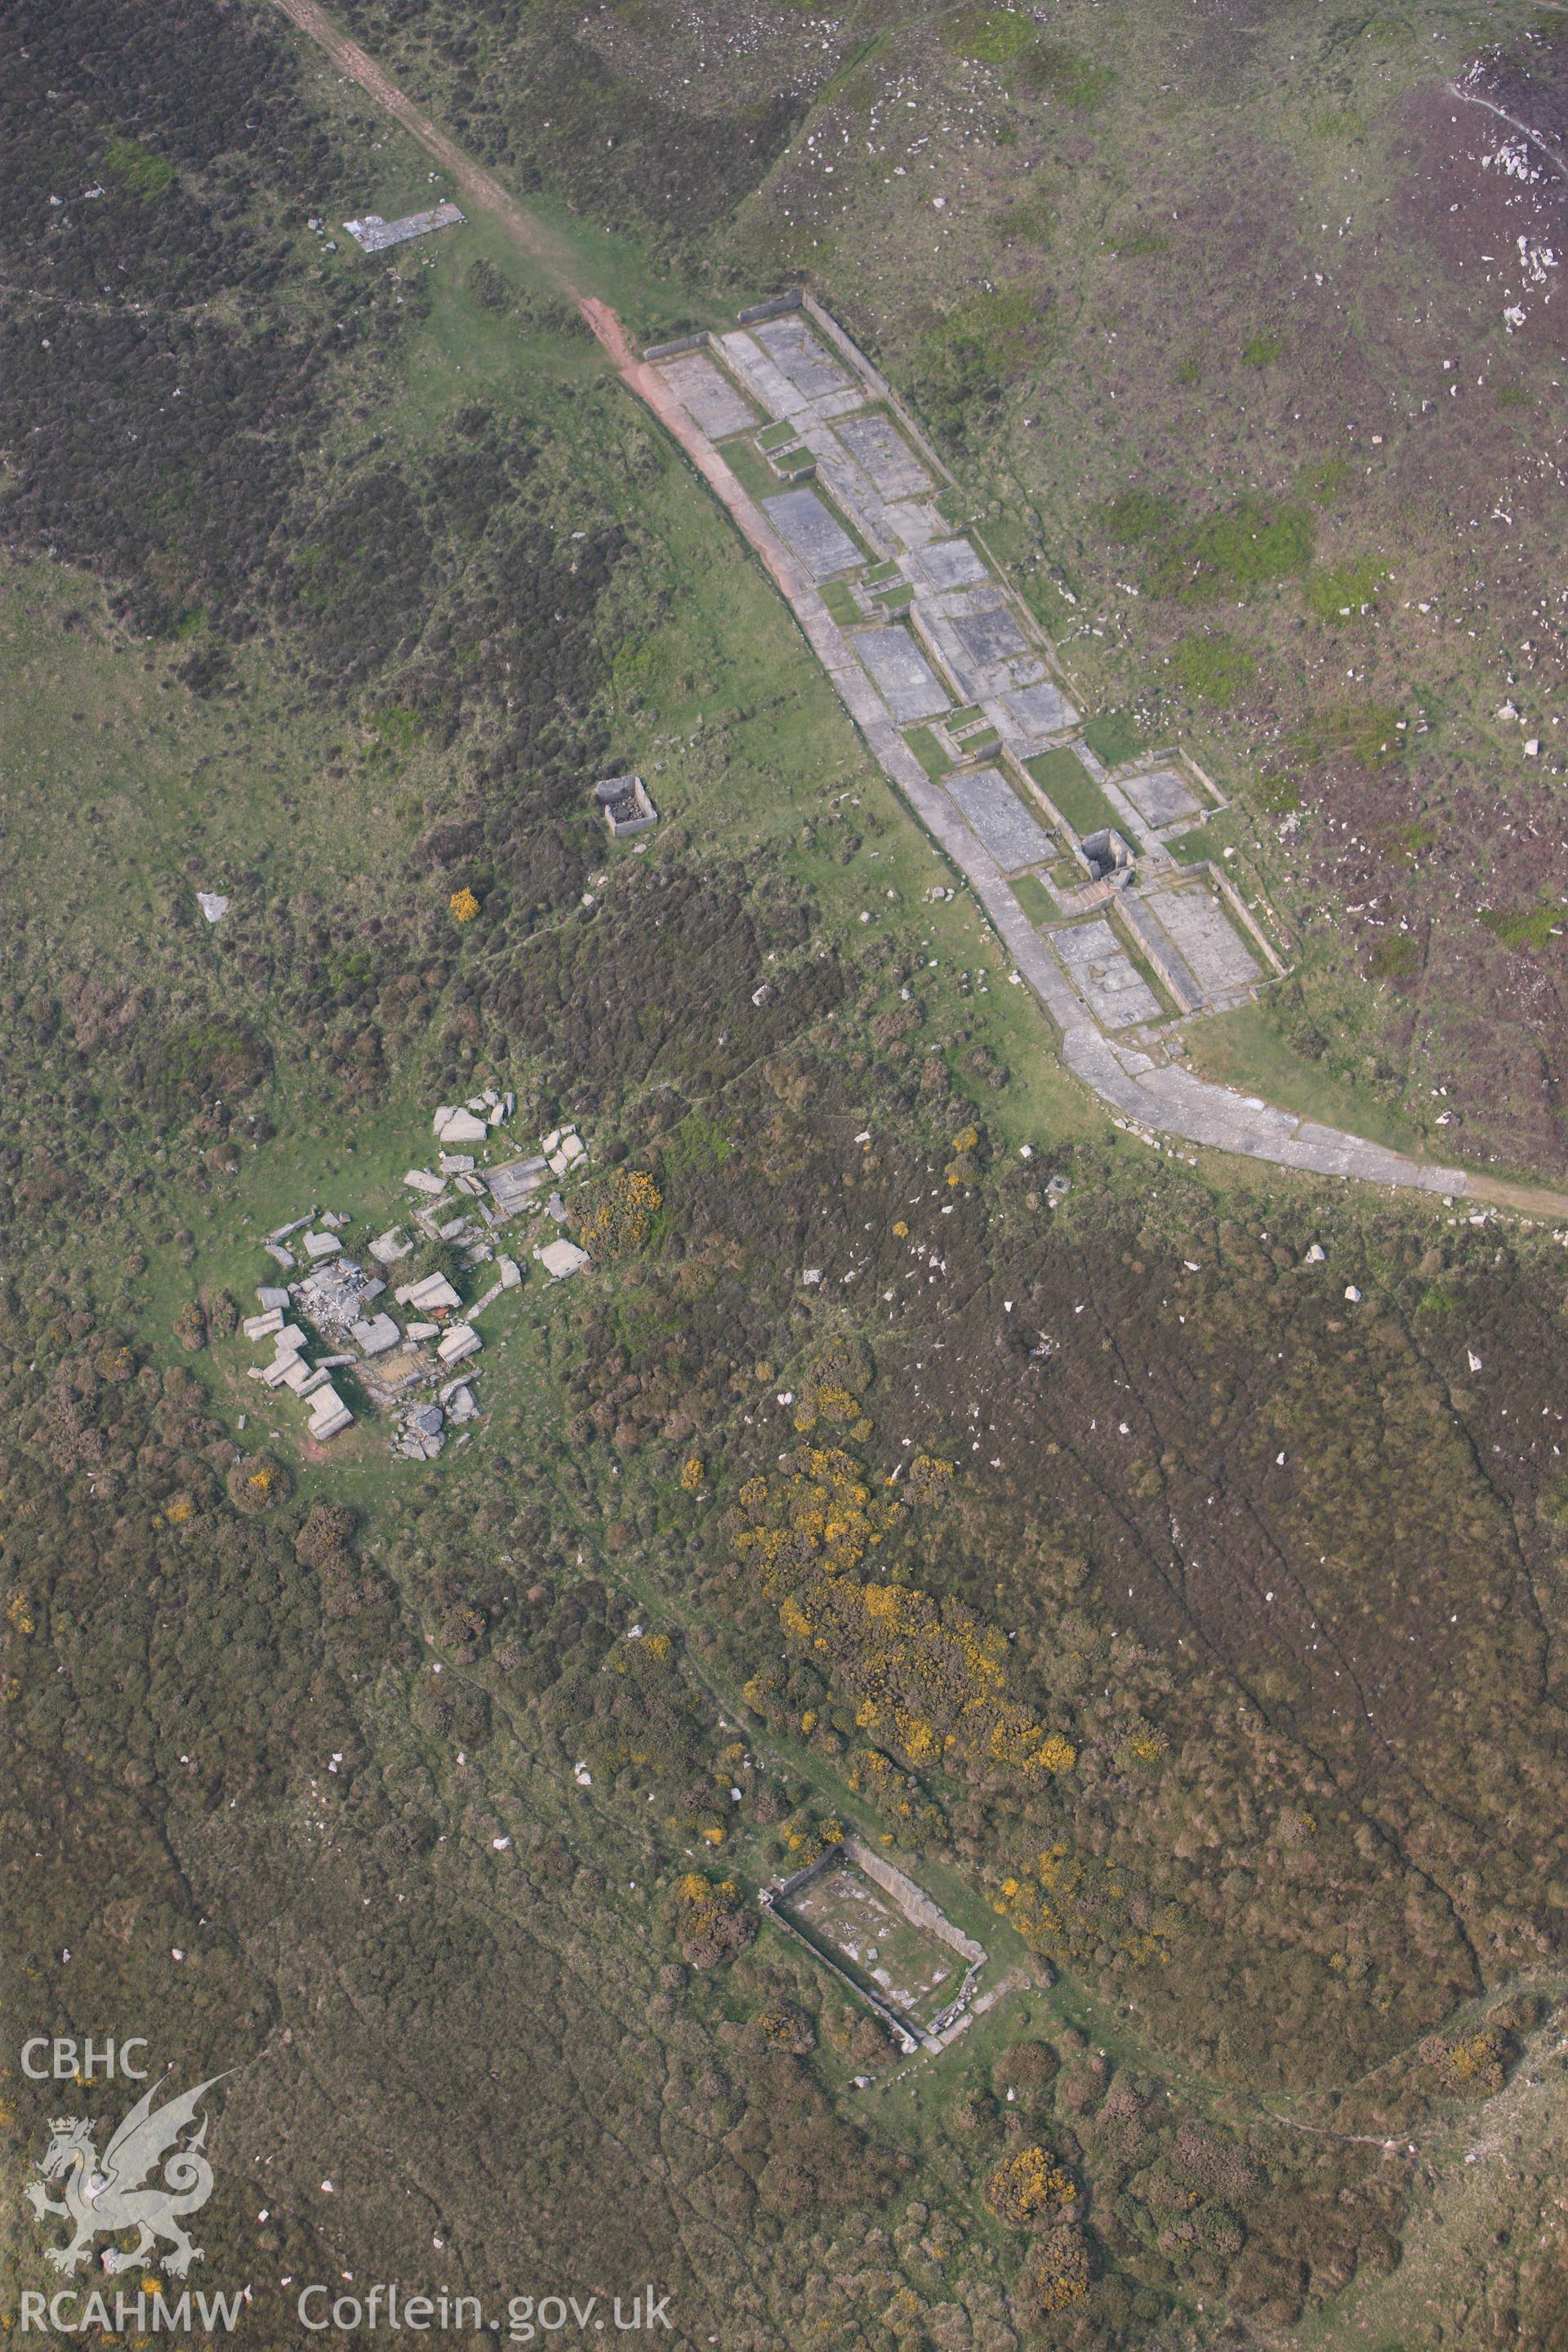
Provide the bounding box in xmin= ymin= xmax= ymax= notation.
xmin=264 ymin=5 xmax=831 ymax=622
xmin=265 ymin=0 xmax=1568 ymax=1218
xmin=269 ymin=0 xmax=579 ymax=278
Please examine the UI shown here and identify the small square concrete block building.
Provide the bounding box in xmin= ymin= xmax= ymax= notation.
xmin=595 ymin=775 xmax=659 ymax=838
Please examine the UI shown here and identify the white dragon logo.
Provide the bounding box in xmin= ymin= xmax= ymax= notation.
xmin=24 ymin=2075 xmax=223 ymax=2278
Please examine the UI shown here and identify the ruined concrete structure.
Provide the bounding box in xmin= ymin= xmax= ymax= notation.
xmin=342 ymin=201 xmax=464 ymax=253
xmin=761 ymin=1836 xmax=987 ymax=2056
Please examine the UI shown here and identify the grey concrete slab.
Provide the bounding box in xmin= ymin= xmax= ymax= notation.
xmin=760 ymin=488 xmax=863 ymax=580
xmin=884 ymin=500 xmax=947 ymax=547
xmin=950 ymin=608 xmax=1030 ymax=670
xmin=915 ymin=582 xmax=1007 ymax=621
xmin=658 ymin=351 xmax=757 ymax=440
xmin=719 ymin=329 xmax=809 ymax=418
xmin=915 ymin=599 xmax=1031 ymax=705
xmin=1118 ymin=896 xmax=1202 ymax=1012
xmin=1052 ymin=920 xmax=1165 ymax=1029
xmin=754 ymin=314 xmax=856 ymax=399
xmin=915 ymin=538 xmax=991 ymax=590
xmin=1146 ymin=885 xmax=1260 ymax=996
xmin=805 ymin=437 xmax=898 ymax=559
xmin=1120 ymin=766 xmax=1201 ymax=829
xmin=997 ymin=679 xmax=1079 ymax=738
xmin=945 ymin=767 xmax=1054 ymax=871
xmin=835 ymin=413 xmax=933 ymax=501
xmin=815 ymin=388 xmax=871 ymax=419
xmin=856 ymin=626 xmax=950 ymax=723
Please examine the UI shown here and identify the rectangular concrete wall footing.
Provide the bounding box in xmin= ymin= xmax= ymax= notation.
xmin=1210 ymin=866 xmax=1290 ymax=976
xmin=843 ymin=1835 xmax=987 ymax=1964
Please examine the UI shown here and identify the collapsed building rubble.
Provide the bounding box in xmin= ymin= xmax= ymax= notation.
xmin=236 ymin=1088 xmax=593 ymax=1456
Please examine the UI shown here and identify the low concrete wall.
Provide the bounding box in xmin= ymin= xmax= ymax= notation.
xmin=800 ymin=295 xmax=956 ymax=492
xmin=759 ymin=1885 xmax=919 ymax=2054
xmin=737 ymin=292 xmax=804 ymax=324
xmin=843 ymin=1836 xmax=987 ymax=1963
xmin=644 ymin=332 xmax=712 ymax=361
xmin=1210 ymin=865 xmax=1289 ymax=976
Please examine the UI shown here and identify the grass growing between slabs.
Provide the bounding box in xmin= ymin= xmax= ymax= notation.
xmin=1026 ymin=747 xmax=1123 ymax=840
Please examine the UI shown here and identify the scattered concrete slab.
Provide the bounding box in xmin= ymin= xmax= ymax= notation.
xmin=403 ymin=1169 xmax=448 ymax=1197
xmin=855 ymin=626 xmax=950 ymax=723
xmin=302 ymin=1231 xmax=341 ymax=1261
xmin=486 ymin=1157 xmax=547 ymax=1216
xmin=658 ymin=350 xmax=756 ymax=439
xmin=435 ymin=1107 xmax=489 ymax=1145
xmin=394 ymin=1272 xmax=462 ymax=1312
xmin=437 ymin=1322 xmax=482 ymax=1366
xmin=1051 ymin=919 xmax=1165 ymax=1029
xmin=760 ymin=488 xmax=862 ymax=581
xmin=352 ymin=1312 xmax=401 ymax=1356
xmin=945 ymin=768 xmax=1054 ymax=873
xmin=307 ymin=1383 xmax=353 ymax=1439
xmin=535 ymin=1236 xmax=590 ymax=1281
